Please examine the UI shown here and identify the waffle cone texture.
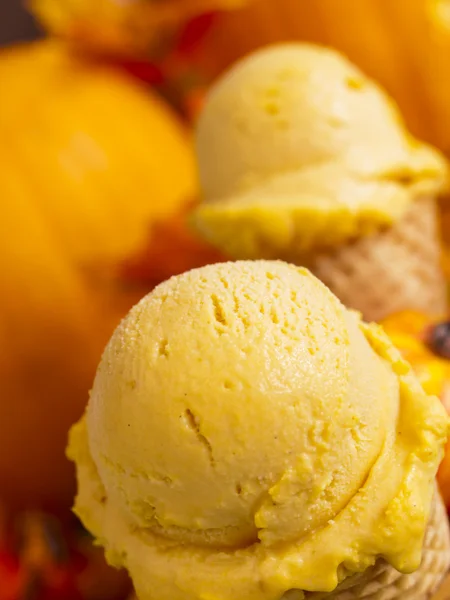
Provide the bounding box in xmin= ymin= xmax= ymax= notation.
xmin=307 ymin=196 xmax=447 ymax=322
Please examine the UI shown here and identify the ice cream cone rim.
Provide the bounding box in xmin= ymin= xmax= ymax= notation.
xmin=191 ymin=189 xmax=440 ymax=262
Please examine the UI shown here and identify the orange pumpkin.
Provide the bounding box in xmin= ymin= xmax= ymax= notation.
xmin=29 ymin=0 xmax=252 ymax=57
xmin=381 ymin=311 xmax=450 ymax=508
xmin=0 ymin=39 xmax=198 ymax=512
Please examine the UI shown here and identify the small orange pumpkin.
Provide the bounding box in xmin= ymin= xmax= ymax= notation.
xmin=29 ymin=0 xmax=252 ymax=57
xmin=381 ymin=311 xmax=450 ymax=508
xmin=0 ymin=39 xmax=199 ymax=512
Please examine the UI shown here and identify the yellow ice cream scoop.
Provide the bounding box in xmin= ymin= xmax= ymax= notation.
xmin=69 ymin=260 xmax=449 ymax=600
xmin=192 ymin=43 xmax=448 ymax=259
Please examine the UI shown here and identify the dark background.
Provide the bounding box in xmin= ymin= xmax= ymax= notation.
xmin=0 ymin=0 xmax=40 ymax=46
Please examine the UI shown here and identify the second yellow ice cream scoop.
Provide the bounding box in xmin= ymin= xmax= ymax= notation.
xmin=192 ymin=43 xmax=447 ymax=259
xmin=191 ymin=43 xmax=448 ymax=322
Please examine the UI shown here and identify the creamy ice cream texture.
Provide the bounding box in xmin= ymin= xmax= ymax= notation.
xmin=69 ymin=260 xmax=449 ymax=600
xmin=192 ymin=44 xmax=448 ymax=259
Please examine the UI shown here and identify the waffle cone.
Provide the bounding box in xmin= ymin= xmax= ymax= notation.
xmin=305 ymin=196 xmax=447 ymax=322
xmin=304 ymin=488 xmax=450 ymax=600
